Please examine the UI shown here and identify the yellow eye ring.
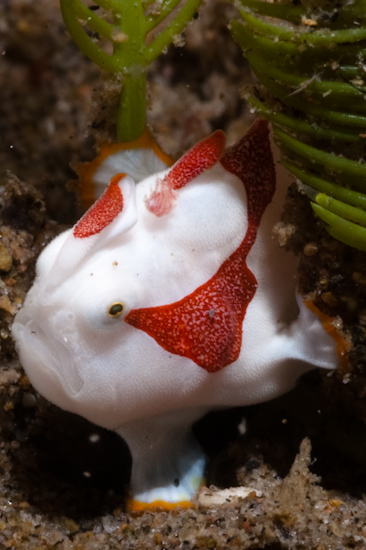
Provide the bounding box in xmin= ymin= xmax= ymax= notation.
xmin=108 ymin=303 xmax=124 ymax=317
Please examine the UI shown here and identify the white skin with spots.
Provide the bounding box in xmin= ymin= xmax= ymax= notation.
xmin=12 ymin=125 xmax=338 ymax=507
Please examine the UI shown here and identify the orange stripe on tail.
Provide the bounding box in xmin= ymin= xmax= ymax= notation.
xmin=305 ymin=300 xmax=351 ymax=372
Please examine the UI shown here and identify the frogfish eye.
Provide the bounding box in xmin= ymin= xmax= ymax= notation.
xmin=108 ymin=303 xmax=124 ymax=317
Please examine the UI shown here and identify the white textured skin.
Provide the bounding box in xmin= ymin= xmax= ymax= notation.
xmin=12 ymin=144 xmax=338 ymax=504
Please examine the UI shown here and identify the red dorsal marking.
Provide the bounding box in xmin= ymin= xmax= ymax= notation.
xmin=74 ymin=173 xmax=125 ymax=238
xmin=146 ymin=130 xmax=226 ymax=217
xmin=167 ymin=130 xmax=226 ymax=190
xmin=221 ymin=119 xmax=275 ymax=231
xmin=126 ymin=120 xmax=276 ymax=372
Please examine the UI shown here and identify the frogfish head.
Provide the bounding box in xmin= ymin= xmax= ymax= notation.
xmin=12 ymin=132 xmax=229 ymax=429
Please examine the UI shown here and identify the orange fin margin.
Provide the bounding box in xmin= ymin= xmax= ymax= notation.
xmin=76 ymin=130 xmax=174 ymax=207
xmin=305 ymin=300 xmax=351 ymax=372
xmin=127 ymin=499 xmax=194 ymax=512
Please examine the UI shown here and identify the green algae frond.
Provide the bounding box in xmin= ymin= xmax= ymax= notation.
xmin=60 ymin=0 xmax=203 ymax=142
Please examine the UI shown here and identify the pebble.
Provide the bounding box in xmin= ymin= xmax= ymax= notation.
xmin=22 ymin=393 xmax=37 ymax=408
xmin=0 ymin=244 xmax=12 ymax=272
xmin=197 ymin=486 xmax=262 ymax=508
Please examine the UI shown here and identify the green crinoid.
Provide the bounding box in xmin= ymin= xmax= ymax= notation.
xmin=231 ymin=0 xmax=366 ymax=251
xmin=60 ymin=0 xmax=203 ymax=142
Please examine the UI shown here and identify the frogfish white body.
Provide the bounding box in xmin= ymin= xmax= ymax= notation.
xmin=12 ymin=120 xmax=338 ymax=510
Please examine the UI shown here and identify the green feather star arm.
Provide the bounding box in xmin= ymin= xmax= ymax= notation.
xmin=231 ymin=0 xmax=366 ymax=251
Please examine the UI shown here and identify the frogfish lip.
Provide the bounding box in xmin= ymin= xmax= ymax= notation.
xmin=12 ymin=308 xmax=84 ymax=398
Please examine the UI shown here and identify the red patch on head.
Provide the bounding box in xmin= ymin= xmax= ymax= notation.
xmin=167 ymin=130 xmax=226 ymax=190
xmin=126 ymin=120 xmax=276 ymax=372
xmin=74 ymin=174 xmax=125 ymax=238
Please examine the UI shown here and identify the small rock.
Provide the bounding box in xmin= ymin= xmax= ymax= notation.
xmin=0 ymin=294 xmax=16 ymax=315
xmin=22 ymin=392 xmax=37 ymax=408
xmin=0 ymin=243 xmax=12 ymax=272
xmin=197 ymin=486 xmax=262 ymax=508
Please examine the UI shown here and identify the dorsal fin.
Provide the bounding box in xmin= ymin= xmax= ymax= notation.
xmin=77 ymin=130 xmax=173 ymax=207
